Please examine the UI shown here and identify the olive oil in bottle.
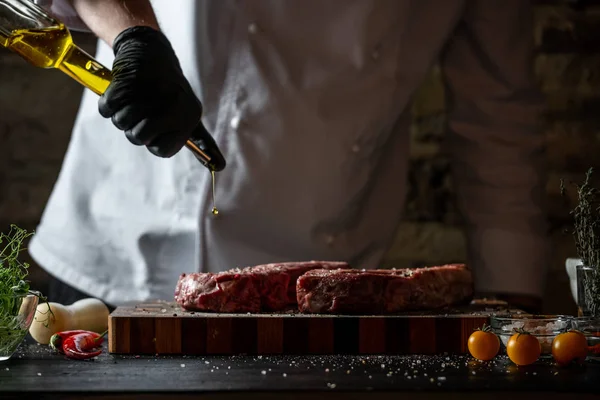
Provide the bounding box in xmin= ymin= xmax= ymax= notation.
xmin=3 ymin=24 xmax=111 ymax=95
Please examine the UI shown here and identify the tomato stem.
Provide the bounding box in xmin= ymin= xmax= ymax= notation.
xmin=513 ymin=327 xmax=531 ymax=337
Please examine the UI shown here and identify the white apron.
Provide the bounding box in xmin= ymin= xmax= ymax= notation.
xmin=29 ymin=0 xmax=548 ymax=305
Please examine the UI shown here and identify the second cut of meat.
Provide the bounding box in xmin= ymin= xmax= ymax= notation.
xmin=296 ymin=264 xmax=473 ymax=314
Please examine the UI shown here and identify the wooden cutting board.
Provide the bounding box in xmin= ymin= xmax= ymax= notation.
xmin=108 ymin=301 xmax=516 ymax=356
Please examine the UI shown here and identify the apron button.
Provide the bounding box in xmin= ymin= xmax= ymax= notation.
xmin=230 ymin=114 xmax=241 ymax=129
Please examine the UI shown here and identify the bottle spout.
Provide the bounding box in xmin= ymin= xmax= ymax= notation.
xmin=186 ymin=122 xmax=226 ymax=172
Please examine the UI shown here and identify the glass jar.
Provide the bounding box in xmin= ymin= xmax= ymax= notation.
xmin=576 ymin=265 xmax=600 ymax=317
xmin=0 ymin=293 xmax=39 ymax=361
xmin=571 ymin=317 xmax=600 ymax=361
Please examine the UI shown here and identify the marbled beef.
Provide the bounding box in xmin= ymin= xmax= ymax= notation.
xmin=296 ymin=264 xmax=473 ymax=314
xmin=175 ymin=261 xmax=348 ymax=313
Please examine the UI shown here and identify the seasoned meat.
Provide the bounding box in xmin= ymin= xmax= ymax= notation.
xmin=175 ymin=261 xmax=348 ymax=313
xmin=296 ymin=264 xmax=473 ymax=314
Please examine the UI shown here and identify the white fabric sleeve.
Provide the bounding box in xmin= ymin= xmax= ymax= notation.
xmin=34 ymin=0 xmax=90 ymax=32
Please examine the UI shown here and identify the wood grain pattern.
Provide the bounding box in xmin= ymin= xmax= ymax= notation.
xmin=308 ymin=318 xmax=333 ymax=354
xmin=359 ymin=318 xmax=386 ymax=354
xmin=108 ymin=302 xmax=514 ymax=356
xmin=408 ymin=318 xmax=436 ymax=354
xmin=207 ymin=318 xmax=232 ymax=354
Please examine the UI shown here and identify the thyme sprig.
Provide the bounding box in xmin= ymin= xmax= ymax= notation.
xmin=0 ymin=224 xmax=51 ymax=355
xmin=561 ymin=168 xmax=600 ymax=315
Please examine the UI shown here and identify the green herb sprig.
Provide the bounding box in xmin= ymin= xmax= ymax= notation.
xmin=0 ymin=225 xmax=49 ymax=356
xmin=561 ymin=167 xmax=600 ymax=316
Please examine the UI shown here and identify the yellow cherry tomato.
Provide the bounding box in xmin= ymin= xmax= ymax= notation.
xmin=552 ymin=330 xmax=588 ymax=366
xmin=468 ymin=326 xmax=500 ymax=361
xmin=506 ymin=331 xmax=541 ymax=366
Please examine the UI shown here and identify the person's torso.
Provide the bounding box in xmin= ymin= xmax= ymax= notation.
xmin=32 ymin=0 xmax=466 ymax=304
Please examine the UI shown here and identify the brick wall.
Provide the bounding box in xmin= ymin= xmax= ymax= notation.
xmin=1 ymin=1 xmax=597 ymax=313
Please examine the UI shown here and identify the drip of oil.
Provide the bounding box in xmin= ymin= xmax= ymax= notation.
xmin=211 ymin=170 xmax=219 ymax=216
xmin=1 ymin=23 xmax=221 ymax=215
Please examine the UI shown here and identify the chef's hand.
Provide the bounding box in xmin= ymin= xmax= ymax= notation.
xmin=98 ymin=26 xmax=224 ymax=168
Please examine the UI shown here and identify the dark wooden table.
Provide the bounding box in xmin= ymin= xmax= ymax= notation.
xmin=1 ymin=338 xmax=599 ymax=400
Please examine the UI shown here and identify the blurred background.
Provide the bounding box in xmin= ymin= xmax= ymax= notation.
xmin=1 ymin=0 xmax=598 ymax=315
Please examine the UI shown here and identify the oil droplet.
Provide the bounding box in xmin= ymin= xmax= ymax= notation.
xmin=211 ymin=170 xmax=219 ymax=216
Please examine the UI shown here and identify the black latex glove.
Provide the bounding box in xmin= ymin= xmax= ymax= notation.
xmin=98 ymin=26 xmax=226 ymax=171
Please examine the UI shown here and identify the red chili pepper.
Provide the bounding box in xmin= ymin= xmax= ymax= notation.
xmin=50 ymin=330 xmax=98 ymax=354
xmin=61 ymin=330 xmax=107 ymax=360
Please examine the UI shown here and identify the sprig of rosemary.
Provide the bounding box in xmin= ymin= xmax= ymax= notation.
xmin=561 ymin=168 xmax=600 ymax=316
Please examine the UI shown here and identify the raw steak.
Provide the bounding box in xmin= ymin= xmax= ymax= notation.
xmin=296 ymin=264 xmax=473 ymax=314
xmin=175 ymin=261 xmax=348 ymax=313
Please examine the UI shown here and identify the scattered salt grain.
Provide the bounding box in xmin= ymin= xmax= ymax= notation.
xmin=381 ymin=364 xmax=385 ymax=369
xmin=261 ymin=370 xmax=267 ymax=375
xmin=180 ymin=364 xmax=186 ymax=368
xmin=5 ymin=368 xmax=8 ymax=371
xmin=37 ymin=373 xmax=42 ymax=376
xmin=205 ymin=361 xmax=210 ymax=364
xmin=325 ymin=368 xmax=330 ymax=372
xmin=283 ymin=373 xmax=287 ymax=377
xmin=438 ymin=377 xmax=446 ymax=381
xmin=327 ymin=383 xmax=336 ymax=389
